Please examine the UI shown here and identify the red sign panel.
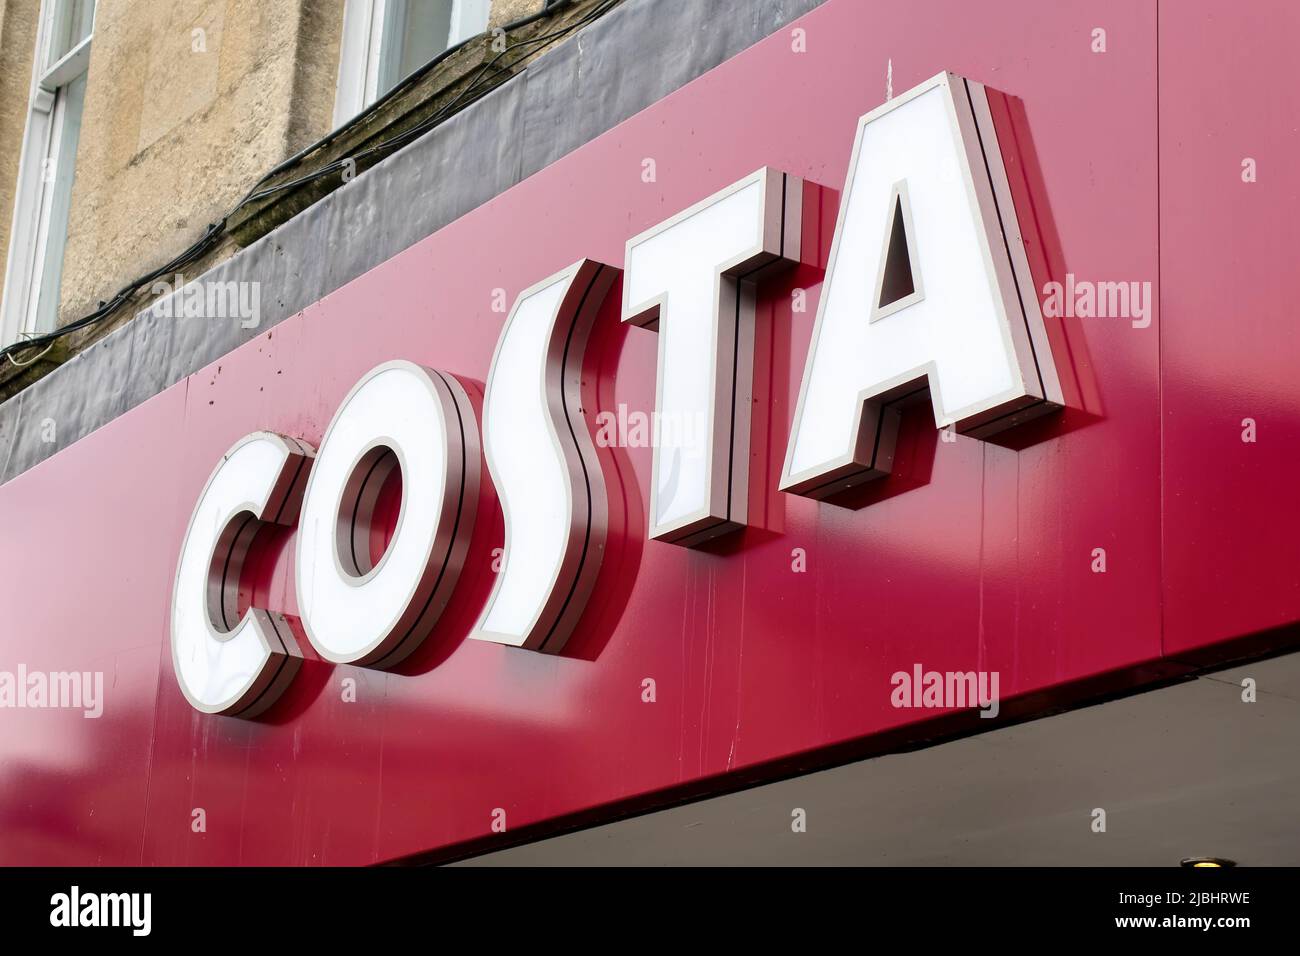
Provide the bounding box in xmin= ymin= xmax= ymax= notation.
xmin=0 ymin=0 xmax=1295 ymax=865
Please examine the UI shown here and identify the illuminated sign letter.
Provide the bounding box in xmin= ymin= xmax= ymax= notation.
xmin=781 ymin=73 xmax=1062 ymax=499
xmin=624 ymin=167 xmax=802 ymax=544
xmin=171 ymin=432 xmax=312 ymax=716
xmin=296 ymin=361 xmax=479 ymax=666
xmin=471 ymin=260 xmax=616 ymax=651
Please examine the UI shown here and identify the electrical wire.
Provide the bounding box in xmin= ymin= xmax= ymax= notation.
xmin=3 ymin=340 xmax=53 ymax=368
xmin=0 ymin=0 xmax=617 ymax=368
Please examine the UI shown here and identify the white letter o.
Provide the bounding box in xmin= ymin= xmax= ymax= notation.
xmin=295 ymin=361 xmax=479 ymax=666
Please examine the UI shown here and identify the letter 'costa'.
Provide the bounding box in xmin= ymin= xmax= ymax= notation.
xmin=170 ymin=72 xmax=1064 ymax=718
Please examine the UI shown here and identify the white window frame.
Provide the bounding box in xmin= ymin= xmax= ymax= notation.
xmin=332 ymin=0 xmax=491 ymax=128
xmin=0 ymin=0 xmax=95 ymax=348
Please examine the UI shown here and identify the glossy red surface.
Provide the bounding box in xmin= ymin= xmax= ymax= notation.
xmin=1158 ymin=0 xmax=1300 ymax=654
xmin=0 ymin=0 xmax=1292 ymax=864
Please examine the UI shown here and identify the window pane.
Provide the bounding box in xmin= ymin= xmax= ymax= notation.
xmin=377 ymin=0 xmax=455 ymax=98
xmin=447 ymin=0 xmax=490 ymax=46
xmin=49 ymin=0 xmax=95 ymax=64
xmin=33 ymin=72 xmax=86 ymax=333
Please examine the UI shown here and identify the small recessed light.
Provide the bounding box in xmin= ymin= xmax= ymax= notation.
xmin=1180 ymin=857 xmax=1236 ymax=868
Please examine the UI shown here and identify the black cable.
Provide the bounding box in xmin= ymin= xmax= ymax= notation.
xmin=1 ymin=0 xmax=612 ymax=366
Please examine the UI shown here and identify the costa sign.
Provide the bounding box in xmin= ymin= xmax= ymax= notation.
xmin=170 ymin=72 xmax=1063 ymax=718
